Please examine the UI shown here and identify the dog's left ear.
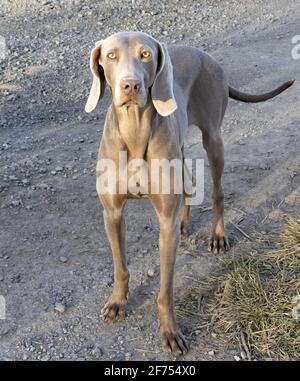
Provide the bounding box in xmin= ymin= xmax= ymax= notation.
xmin=85 ymin=41 xmax=106 ymax=113
xmin=151 ymin=42 xmax=177 ymax=117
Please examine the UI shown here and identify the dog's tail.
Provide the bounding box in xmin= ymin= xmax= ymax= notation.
xmin=228 ymin=79 xmax=295 ymax=103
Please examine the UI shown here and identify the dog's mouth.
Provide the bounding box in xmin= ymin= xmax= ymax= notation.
xmin=121 ymin=100 xmax=139 ymax=106
xmin=115 ymin=93 xmax=148 ymax=108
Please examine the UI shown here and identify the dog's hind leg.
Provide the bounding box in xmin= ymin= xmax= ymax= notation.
xmin=202 ymin=129 xmax=230 ymax=253
xmin=179 ymin=155 xmax=192 ymax=237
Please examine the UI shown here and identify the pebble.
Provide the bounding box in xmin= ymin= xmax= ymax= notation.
xmin=241 ymin=351 xmax=247 ymax=360
xmin=54 ymin=303 xmax=66 ymax=314
xmin=38 ymin=183 xmax=50 ymax=190
xmin=59 ymin=256 xmax=68 ymax=263
xmin=23 ymin=337 xmax=32 ymax=348
xmin=234 ymin=355 xmax=241 ymax=361
xmin=290 ymin=170 xmax=299 ymax=178
xmin=41 ymin=354 xmax=51 ymax=361
xmin=147 ymin=268 xmax=155 ymax=277
xmin=92 ymin=346 xmax=103 ymax=359
xmin=259 ymin=163 xmax=269 ymax=170
xmin=11 ymin=200 xmax=21 ymax=207
xmin=208 ymin=350 xmax=215 ymax=357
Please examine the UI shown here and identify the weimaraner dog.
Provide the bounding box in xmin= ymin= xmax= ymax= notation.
xmin=85 ymin=31 xmax=294 ymax=356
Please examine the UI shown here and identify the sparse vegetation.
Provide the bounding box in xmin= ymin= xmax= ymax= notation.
xmin=178 ymin=216 xmax=300 ymax=360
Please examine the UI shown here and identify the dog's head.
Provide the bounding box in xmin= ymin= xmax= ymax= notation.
xmin=85 ymin=32 xmax=177 ymax=117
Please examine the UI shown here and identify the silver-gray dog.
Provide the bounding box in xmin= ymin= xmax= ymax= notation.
xmin=85 ymin=31 xmax=294 ymax=356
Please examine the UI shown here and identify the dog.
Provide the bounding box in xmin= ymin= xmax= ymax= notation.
xmin=85 ymin=31 xmax=294 ymax=356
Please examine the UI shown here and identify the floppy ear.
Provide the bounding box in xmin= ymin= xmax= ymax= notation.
xmin=85 ymin=41 xmax=106 ymax=113
xmin=151 ymin=42 xmax=177 ymax=117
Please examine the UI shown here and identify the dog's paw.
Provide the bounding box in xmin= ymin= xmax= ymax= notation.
xmin=101 ymin=300 xmax=126 ymax=324
xmin=160 ymin=330 xmax=189 ymax=357
xmin=208 ymin=234 xmax=230 ymax=254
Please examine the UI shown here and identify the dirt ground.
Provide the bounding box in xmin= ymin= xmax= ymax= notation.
xmin=0 ymin=0 xmax=299 ymax=360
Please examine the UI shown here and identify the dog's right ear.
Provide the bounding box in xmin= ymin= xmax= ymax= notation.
xmin=85 ymin=41 xmax=106 ymax=113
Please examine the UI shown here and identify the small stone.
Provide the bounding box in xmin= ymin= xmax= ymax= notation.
xmin=23 ymin=338 xmax=32 ymax=348
xmin=241 ymin=351 xmax=247 ymax=360
xmin=238 ymin=139 xmax=246 ymax=145
xmin=208 ymin=350 xmax=215 ymax=356
xmin=59 ymin=256 xmax=68 ymax=263
xmin=290 ymin=170 xmax=299 ymax=179
xmin=92 ymin=346 xmax=103 ymax=358
xmin=0 ymin=328 xmax=9 ymax=336
xmin=54 ymin=303 xmax=66 ymax=314
xmin=147 ymin=268 xmax=155 ymax=277
xmin=234 ymin=355 xmax=241 ymax=361
xmin=38 ymin=183 xmax=50 ymax=190
xmin=259 ymin=163 xmax=268 ymax=170
xmin=11 ymin=200 xmax=21 ymax=207
xmin=211 ymin=333 xmax=217 ymax=339
xmin=55 ymin=166 xmax=63 ymax=172
xmin=41 ymin=354 xmax=50 ymax=361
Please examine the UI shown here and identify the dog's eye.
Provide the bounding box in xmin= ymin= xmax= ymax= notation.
xmin=141 ymin=50 xmax=151 ymax=59
xmin=107 ymin=52 xmax=116 ymax=60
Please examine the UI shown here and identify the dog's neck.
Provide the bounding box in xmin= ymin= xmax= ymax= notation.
xmin=113 ymin=100 xmax=155 ymax=159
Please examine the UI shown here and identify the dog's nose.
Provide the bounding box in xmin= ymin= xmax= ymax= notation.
xmin=120 ymin=78 xmax=141 ymax=95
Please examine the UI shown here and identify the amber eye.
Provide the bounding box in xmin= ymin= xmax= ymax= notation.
xmin=141 ymin=50 xmax=151 ymax=59
xmin=107 ymin=52 xmax=116 ymax=60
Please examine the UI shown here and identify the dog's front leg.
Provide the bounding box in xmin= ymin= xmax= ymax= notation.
xmin=151 ymin=195 xmax=189 ymax=356
xmin=100 ymin=198 xmax=129 ymax=323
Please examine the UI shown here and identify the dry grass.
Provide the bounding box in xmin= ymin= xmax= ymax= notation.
xmin=178 ymin=215 xmax=300 ymax=360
